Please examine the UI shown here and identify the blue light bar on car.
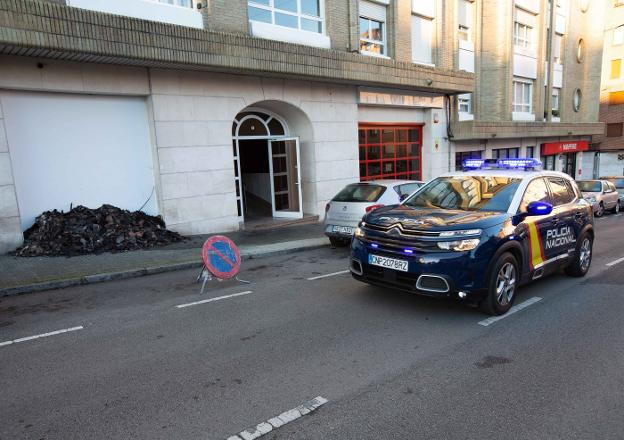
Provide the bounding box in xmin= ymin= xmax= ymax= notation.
xmin=497 ymin=158 xmax=542 ymax=170
xmin=462 ymin=159 xmax=486 ymax=169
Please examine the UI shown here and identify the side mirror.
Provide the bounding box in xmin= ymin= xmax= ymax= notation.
xmin=526 ymin=201 xmax=553 ymax=216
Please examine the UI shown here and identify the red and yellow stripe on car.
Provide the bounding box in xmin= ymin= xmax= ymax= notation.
xmin=527 ymin=222 xmax=545 ymax=270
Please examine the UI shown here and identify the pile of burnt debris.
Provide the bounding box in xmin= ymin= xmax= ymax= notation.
xmin=13 ymin=204 xmax=184 ymax=257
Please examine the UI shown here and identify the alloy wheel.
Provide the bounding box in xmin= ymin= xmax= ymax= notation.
xmin=579 ymin=237 xmax=592 ymax=272
xmin=496 ymin=262 xmax=516 ymax=306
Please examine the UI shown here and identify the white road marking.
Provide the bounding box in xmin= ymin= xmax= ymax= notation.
xmin=606 ymin=256 xmax=624 ymax=267
xmin=478 ymin=297 xmax=542 ymax=327
xmin=0 ymin=326 xmax=84 ymax=348
xmin=227 ymin=396 xmax=328 ymax=440
xmin=307 ymin=270 xmax=350 ymax=281
xmin=175 ymin=291 xmax=252 ymax=309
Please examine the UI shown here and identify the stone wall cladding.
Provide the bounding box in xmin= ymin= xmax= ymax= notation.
xmin=0 ymin=98 xmax=23 ymax=253
xmin=451 ymin=120 xmax=605 ymax=141
xmin=0 ymin=0 xmax=474 ymax=94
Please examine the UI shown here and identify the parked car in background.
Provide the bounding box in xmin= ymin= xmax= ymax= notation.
xmin=600 ymin=176 xmax=624 ymax=209
xmin=324 ymin=180 xmax=424 ymax=246
xmin=577 ymin=180 xmax=620 ymax=217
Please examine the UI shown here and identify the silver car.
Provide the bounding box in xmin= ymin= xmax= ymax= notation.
xmin=324 ymin=180 xmax=424 ymax=246
xmin=601 ymin=176 xmax=624 ymax=209
xmin=577 ymin=179 xmax=620 ymax=217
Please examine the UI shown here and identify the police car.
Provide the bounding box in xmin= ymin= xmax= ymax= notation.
xmin=350 ymin=158 xmax=594 ymax=316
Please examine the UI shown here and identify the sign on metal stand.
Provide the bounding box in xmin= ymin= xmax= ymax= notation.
xmin=197 ymin=235 xmax=248 ymax=294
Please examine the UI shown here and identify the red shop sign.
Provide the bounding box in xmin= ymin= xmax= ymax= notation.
xmin=541 ymin=141 xmax=589 ymax=156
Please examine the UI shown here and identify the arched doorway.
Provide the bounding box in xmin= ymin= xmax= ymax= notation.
xmin=232 ymin=109 xmax=303 ymax=223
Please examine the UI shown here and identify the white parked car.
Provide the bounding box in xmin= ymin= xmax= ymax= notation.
xmin=577 ymin=179 xmax=620 ymax=217
xmin=324 ymin=180 xmax=424 ymax=246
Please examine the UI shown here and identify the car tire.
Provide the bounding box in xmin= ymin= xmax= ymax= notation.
xmin=565 ymin=232 xmax=593 ymax=277
xmin=329 ymin=237 xmax=348 ymax=248
xmin=595 ymin=202 xmax=604 ymax=217
xmin=480 ymin=253 xmax=519 ymax=316
xmin=612 ymin=201 xmax=620 ymax=214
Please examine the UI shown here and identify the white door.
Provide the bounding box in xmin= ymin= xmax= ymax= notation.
xmin=268 ymin=137 xmax=303 ymax=219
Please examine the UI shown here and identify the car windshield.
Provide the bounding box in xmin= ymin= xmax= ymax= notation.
xmin=604 ymin=178 xmax=624 ymax=189
xmin=403 ymin=176 xmax=522 ymax=212
xmin=332 ymin=184 xmax=386 ymax=202
xmin=577 ymin=181 xmax=602 ymax=192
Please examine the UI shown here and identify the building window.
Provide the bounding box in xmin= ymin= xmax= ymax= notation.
xmin=612 ymin=59 xmax=622 ymax=79
xmin=573 ymin=88 xmax=582 ymax=112
xmin=458 ymin=0 xmax=473 ymax=41
xmin=609 ymin=91 xmax=624 ymax=105
xmin=553 ymin=33 xmax=564 ymax=63
xmin=607 ymin=123 xmax=623 ymax=137
xmin=358 ymin=125 xmax=423 ymax=181
xmin=248 ymin=0 xmax=323 ymax=33
xmin=514 ymin=22 xmax=532 ymax=48
xmin=455 ymin=150 xmax=482 ymax=171
xmin=412 ymin=15 xmax=435 ymax=64
xmin=493 ymin=148 xmax=520 ymax=159
xmin=526 ymin=146 xmax=535 ymax=158
xmin=552 ymin=87 xmax=560 ymax=117
xmin=614 ymin=26 xmax=624 ymax=45
xmin=157 ymin=0 xmax=194 ymax=7
xmin=513 ymin=79 xmax=533 ymax=113
xmin=458 ymin=94 xmax=472 ymax=114
xmin=359 ymin=0 xmax=387 ymax=56
xmin=576 ymin=39 xmax=585 ymax=62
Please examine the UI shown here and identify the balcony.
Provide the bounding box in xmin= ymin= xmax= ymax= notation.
xmin=66 ymin=0 xmax=203 ymax=29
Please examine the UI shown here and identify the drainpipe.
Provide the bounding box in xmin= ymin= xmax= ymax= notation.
xmin=544 ymin=0 xmax=556 ymax=122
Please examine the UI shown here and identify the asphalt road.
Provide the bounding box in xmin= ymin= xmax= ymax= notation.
xmin=1 ymin=214 xmax=623 ymax=440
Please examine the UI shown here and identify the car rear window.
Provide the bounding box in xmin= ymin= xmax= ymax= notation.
xmin=577 ymin=181 xmax=602 ymax=192
xmin=332 ymin=184 xmax=386 ymax=202
xmin=394 ymin=182 xmax=422 ymax=197
xmin=604 ymin=178 xmax=624 ymax=188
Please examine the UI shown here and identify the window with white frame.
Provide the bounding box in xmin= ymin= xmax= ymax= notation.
xmin=412 ymin=14 xmax=434 ymax=64
xmin=457 ymin=0 xmax=473 ymax=41
xmin=614 ymin=25 xmax=624 ymax=46
xmin=514 ymin=21 xmax=532 ymax=48
xmin=248 ymin=0 xmax=324 ymax=34
xmin=458 ymin=94 xmax=472 ymax=114
xmin=552 ymin=87 xmax=560 ymax=116
xmin=513 ymin=79 xmax=533 ymax=113
xmin=157 ymin=0 xmax=193 ymax=6
xmin=553 ymin=33 xmax=564 ymax=63
xmin=359 ymin=0 xmax=387 ymax=55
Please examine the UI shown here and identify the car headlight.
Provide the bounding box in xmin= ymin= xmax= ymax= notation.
xmin=437 ymin=238 xmax=480 ymax=251
xmin=354 ymin=222 xmax=366 ymax=239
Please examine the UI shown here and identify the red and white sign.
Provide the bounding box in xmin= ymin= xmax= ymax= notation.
xmin=541 ymin=141 xmax=589 ymax=156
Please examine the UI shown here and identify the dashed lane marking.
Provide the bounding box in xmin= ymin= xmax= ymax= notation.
xmin=307 ymin=270 xmax=350 ymax=281
xmin=606 ymin=256 xmax=624 ymax=267
xmin=175 ymin=291 xmax=252 ymax=309
xmin=227 ymin=396 xmax=328 ymax=440
xmin=478 ymin=297 xmax=542 ymax=327
xmin=0 ymin=326 xmax=84 ymax=348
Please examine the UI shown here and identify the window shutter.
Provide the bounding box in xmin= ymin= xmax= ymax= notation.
xmin=359 ymin=0 xmax=387 ymax=22
xmin=412 ymin=15 xmax=433 ymax=64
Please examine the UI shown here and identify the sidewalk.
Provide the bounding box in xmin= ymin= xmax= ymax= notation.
xmin=0 ymin=223 xmax=328 ymax=297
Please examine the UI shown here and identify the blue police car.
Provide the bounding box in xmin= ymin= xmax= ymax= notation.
xmin=350 ymin=158 xmax=594 ymax=315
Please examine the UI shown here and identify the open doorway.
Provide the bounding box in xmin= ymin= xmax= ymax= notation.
xmin=232 ymin=110 xmax=303 ymax=224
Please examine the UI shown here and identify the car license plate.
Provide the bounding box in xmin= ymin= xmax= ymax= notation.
xmin=332 ymin=225 xmax=355 ymax=235
xmin=368 ymin=254 xmax=408 ymax=272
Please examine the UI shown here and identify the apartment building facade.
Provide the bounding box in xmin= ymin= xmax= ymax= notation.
xmin=450 ymin=0 xmax=604 ymax=177
xmin=0 ymin=0 xmax=474 ymax=252
xmin=595 ymin=0 xmax=624 ymax=177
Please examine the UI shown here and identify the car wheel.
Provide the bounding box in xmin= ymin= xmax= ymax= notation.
xmin=480 ymin=253 xmax=518 ymax=316
xmin=329 ymin=237 xmax=348 ymax=248
xmin=612 ymin=201 xmax=620 ymax=214
xmin=565 ymin=232 xmax=593 ymax=277
xmin=595 ymin=202 xmax=604 ymax=217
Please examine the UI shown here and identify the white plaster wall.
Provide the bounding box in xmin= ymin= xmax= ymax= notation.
xmin=149 ymin=71 xmax=360 ymax=230
xmin=0 ymin=98 xmax=22 ymax=253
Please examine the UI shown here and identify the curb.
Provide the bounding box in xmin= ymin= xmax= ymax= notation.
xmin=0 ymin=239 xmax=329 ymax=298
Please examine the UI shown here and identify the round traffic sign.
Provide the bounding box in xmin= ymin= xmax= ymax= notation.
xmin=201 ymin=235 xmax=241 ymax=280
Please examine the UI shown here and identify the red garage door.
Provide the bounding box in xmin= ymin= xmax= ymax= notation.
xmin=358 ymin=124 xmax=423 ymax=181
